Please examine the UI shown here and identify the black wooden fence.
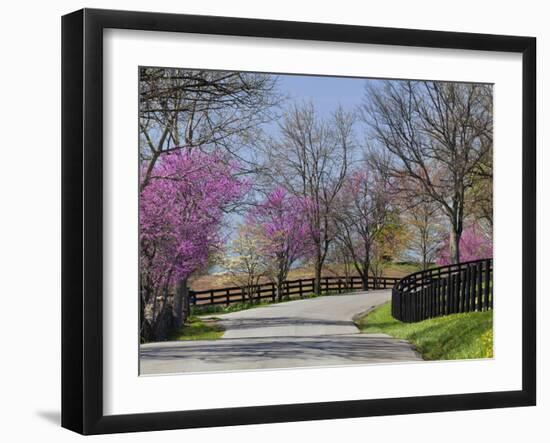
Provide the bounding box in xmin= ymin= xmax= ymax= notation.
xmin=190 ymin=275 xmax=400 ymax=307
xmin=391 ymin=258 xmax=493 ymax=323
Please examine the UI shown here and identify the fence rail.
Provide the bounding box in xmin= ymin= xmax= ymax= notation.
xmin=391 ymin=258 xmax=493 ymax=323
xmin=190 ymin=275 xmax=400 ymax=307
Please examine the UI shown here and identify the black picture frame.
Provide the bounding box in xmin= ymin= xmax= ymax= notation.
xmin=61 ymin=8 xmax=536 ymax=435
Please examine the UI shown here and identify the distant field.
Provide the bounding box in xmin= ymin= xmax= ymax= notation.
xmin=189 ymin=263 xmax=421 ymax=292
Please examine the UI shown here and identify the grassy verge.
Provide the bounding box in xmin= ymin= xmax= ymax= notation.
xmin=168 ymin=316 xmax=224 ymax=341
xmin=356 ymin=302 xmax=493 ymax=360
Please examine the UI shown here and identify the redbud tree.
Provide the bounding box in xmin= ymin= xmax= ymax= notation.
xmin=436 ymin=222 xmax=492 ymax=266
xmin=140 ymin=150 xmax=248 ymax=330
xmin=248 ymin=186 xmax=312 ymax=301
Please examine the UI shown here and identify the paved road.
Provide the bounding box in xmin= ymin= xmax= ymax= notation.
xmin=213 ymin=290 xmax=393 ymax=338
xmin=140 ymin=290 xmax=422 ymax=375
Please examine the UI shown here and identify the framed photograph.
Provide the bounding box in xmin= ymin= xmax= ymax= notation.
xmin=62 ymin=8 xmax=536 ymax=435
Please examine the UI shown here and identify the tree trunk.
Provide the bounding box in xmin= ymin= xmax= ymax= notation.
xmin=361 ymin=274 xmax=369 ymax=291
xmin=139 ymin=286 xmax=149 ymax=342
xmin=139 ymin=290 xmax=152 ymax=343
xmin=173 ymin=279 xmax=190 ymax=329
xmin=454 ymin=230 xmax=461 ymax=264
xmin=152 ymin=302 xmax=173 ymax=342
xmin=182 ymin=283 xmax=190 ymax=323
xmin=276 ymin=281 xmax=284 ymax=302
xmin=449 ymin=227 xmax=462 ymax=264
xmin=150 ymin=286 xmax=173 ymax=341
xmin=314 ymin=261 xmax=322 ymax=296
xmin=172 ymin=280 xmax=183 ymax=329
xmin=421 ymin=237 xmax=428 ymax=270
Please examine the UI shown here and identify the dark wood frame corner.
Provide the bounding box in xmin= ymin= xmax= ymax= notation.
xmin=62 ymin=8 xmax=536 ymax=435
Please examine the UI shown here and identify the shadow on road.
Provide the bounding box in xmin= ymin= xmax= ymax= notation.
xmin=140 ymin=335 xmax=418 ymax=364
xmin=217 ymin=316 xmax=354 ymax=330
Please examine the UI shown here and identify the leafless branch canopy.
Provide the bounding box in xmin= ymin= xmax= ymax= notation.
xmin=261 ymin=102 xmax=355 ymax=293
xmin=361 ymin=80 xmax=493 ymax=263
xmin=139 ymin=67 xmax=281 ymax=188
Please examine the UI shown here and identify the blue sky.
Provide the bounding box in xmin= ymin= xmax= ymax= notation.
xmin=276 ymin=73 xmax=368 ymax=117
xmin=216 ymin=73 xmax=374 ymax=271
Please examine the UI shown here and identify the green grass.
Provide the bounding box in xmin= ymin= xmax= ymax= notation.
xmin=356 ymin=302 xmax=493 ymax=360
xmin=168 ymin=316 xmax=224 ymax=341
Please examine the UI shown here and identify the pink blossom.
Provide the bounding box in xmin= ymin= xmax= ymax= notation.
xmin=436 ymin=223 xmax=493 ymax=265
xmin=248 ymin=186 xmax=313 ymax=277
xmin=140 ymin=150 xmax=249 ymax=291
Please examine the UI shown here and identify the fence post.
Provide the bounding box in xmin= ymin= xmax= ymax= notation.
xmin=459 ymin=268 xmax=466 ymax=313
xmin=465 ymin=264 xmax=471 ymax=312
xmin=488 ymin=260 xmax=493 ymax=310
xmin=438 ymin=277 xmax=443 ymax=317
xmin=447 ymin=273 xmax=455 ymax=314
xmin=424 ymin=286 xmax=429 ymax=320
xmin=477 ymin=261 xmax=483 ymax=311
xmin=299 ymin=279 xmax=303 ymax=298
xmin=454 ymin=272 xmax=460 ymax=313
xmin=448 ymin=275 xmax=453 ymax=315
xmin=272 ymin=283 xmax=276 ymax=301
xmin=488 ymin=260 xmax=491 ymax=311
xmin=448 ymin=273 xmax=453 ymax=314
xmin=450 ymin=273 xmax=456 ymax=314
xmin=456 ymin=271 xmax=462 ymax=313
xmin=226 ymin=289 xmax=230 ymax=306
xmin=470 ymin=264 xmax=477 ymax=312
xmin=425 ymin=287 xmax=429 ymax=320
xmin=440 ymin=276 xmax=445 ymax=315
xmin=210 ymin=290 xmax=214 ymax=305
xmin=429 ymin=283 xmax=434 ymax=319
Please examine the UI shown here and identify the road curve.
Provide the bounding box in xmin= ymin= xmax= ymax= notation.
xmin=140 ymin=290 xmax=422 ymax=375
xmin=214 ymin=290 xmax=393 ymax=339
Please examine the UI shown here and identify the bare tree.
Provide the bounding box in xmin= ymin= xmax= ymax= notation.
xmin=467 ymin=144 xmax=493 ymax=229
xmin=224 ymin=225 xmax=268 ymax=302
xmin=467 ymin=84 xmax=493 ymax=230
xmin=361 ymin=80 xmax=492 ymax=264
xmin=262 ymin=103 xmax=354 ymax=295
xmin=332 ymin=158 xmax=395 ymax=290
xmin=326 ymin=243 xmax=355 ymax=291
xmin=369 ymin=218 xmax=407 ymax=282
xmin=404 ymin=198 xmax=444 ymax=270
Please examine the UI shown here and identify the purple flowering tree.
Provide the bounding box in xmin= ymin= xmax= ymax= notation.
xmin=436 ymin=222 xmax=493 ymax=266
xmin=248 ymin=186 xmax=312 ymax=301
xmin=140 ymin=150 xmax=248 ymax=340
